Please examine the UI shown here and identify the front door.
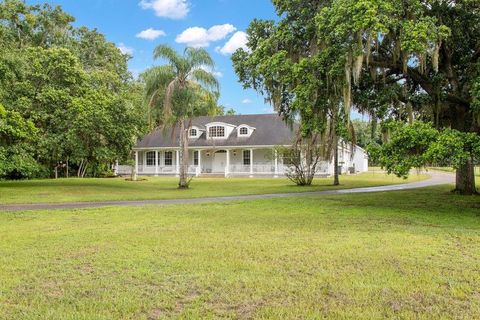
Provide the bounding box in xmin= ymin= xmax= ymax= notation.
xmin=213 ymin=151 xmax=227 ymax=173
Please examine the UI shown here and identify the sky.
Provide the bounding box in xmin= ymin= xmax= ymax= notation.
xmin=27 ymin=0 xmax=279 ymax=115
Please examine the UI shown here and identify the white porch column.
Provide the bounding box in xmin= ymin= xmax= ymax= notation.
xmin=274 ymin=150 xmax=279 ymax=178
xmin=175 ymin=150 xmax=180 ymax=176
xmin=225 ymin=149 xmax=230 ymax=177
xmin=134 ymin=151 xmax=138 ymax=175
xmin=197 ymin=150 xmax=202 ymax=176
xmin=249 ymin=149 xmax=254 ymax=178
xmin=155 ymin=150 xmax=159 ymax=176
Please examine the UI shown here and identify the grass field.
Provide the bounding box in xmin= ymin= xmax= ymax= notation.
xmin=0 ymin=172 xmax=427 ymax=204
xmin=430 ymin=166 xmax=480 ymax=176
xmin=0 ymin=185 xmax=479 ymax=319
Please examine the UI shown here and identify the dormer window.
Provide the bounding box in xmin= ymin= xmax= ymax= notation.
xmin=209 ymin=126 xmax=225 ymax=138
xmin=189 ymin=128 xmax=197 ymax=137
xmin=205 ymin=122 xmax=235 ymax=139
xmin=239 ymin=127 xmax=248 ymax=135
xmin=237 ymin=124 xmax=255 ymax=137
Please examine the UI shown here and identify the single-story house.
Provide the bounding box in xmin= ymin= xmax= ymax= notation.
xmin=118 ymin=114 xmax=368 ymax=177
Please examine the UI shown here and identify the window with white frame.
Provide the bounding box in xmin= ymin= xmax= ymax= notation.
xmin=243 ymin=150 xmax=251 ymax=165
xmin=189 ymin=128 xmax=197 ymax=137
xmin=239 ymin=127 xmax=248 ymax=135
xmin=193 ymin=151 xmax=199 ymax=166
xmin=208 ymin=126 xmax=225 ymax=138
xmin=164 ymin=151 xmax=173 ymax=166
xmin=146 ymin=151 xmax=156 ymax=166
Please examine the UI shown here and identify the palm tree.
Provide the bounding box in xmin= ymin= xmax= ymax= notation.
xmin=144 ymin=45 xmax=219 ymax=189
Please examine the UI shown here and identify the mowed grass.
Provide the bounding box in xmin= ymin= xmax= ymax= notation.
xmin=0 ymin=186 xmax=479 ymax=319
xmin=0 ymin=172 xmax=427 ymax=204
xmin=430 ymin=166 xmax=480 ymax=176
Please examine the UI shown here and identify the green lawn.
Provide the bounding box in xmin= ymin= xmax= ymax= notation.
xmin=0 ymin=186 xmax=479 ymax=319
xmin=0 ymin=172 xmax=427 ymax=204
xmin=430 ymin=166 xmax=480 ymax=176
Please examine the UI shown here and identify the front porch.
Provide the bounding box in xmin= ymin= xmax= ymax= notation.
xmin=128 ymin=148 xmax=296 ymax=177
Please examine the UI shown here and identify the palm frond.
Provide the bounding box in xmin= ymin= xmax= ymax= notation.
xmin=185 ymin=47 xmax=215 ymax=69
xmin=143 ymin=65 xmax=175 ymax=99
xmin=189 ymin=68 xmax=220 ymax=94
xmin=154 ymin=44 xmax=183 ymax=70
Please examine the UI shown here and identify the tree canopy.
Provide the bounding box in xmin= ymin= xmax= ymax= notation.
xmin=0 ymin=0 xmax=147 ymax=179
xmin=233 ymin=0 xmax=480 ymax=194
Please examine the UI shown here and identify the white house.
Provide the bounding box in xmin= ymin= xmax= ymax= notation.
xmin=121 ymin=114 xmax=368 ymax=177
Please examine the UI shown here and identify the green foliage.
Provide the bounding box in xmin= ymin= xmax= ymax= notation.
xmin=426 ymin=130 xmax=480 ymax=169
xmin=225 ymin=108 xmax=237 ymax=115
xmin=0 ymin=0 xmax=147 ymax=179
xmin=378 ymin=122 xmax=480 ymax=178
xmin=379 ymin=122 xmax=438 ymax=177
xmin=0 ymin=104 xmax=41 ymax=179
xmin=473 ymin=77 xmax=480 ymax=119
xmin=235 ymin=0 xmax=480 ymax=193
xmin=351 ymin=119 xmax=382 ymax=148
xmin=232 ymin=2 xmax=355 ymax=188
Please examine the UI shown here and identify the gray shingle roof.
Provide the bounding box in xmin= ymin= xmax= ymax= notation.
xmin=135 ymin=114 xmax=297 ymax=149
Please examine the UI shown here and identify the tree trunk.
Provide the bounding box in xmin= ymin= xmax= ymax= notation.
xmin=333 ymin=135 xmax=340 ymax=186
xmin=66 ymin=157 xmax=69 ymax=178
xmin=77 ymin=160 xmax=83 ymax=177
xmin=178 ymin=120 xmax=189 ymax=189
xmin=81 ymin=161 xmax=88 ymax=178
xmin=451 ymin=106 xmax=477 ymax=194
xmin=455 ymin=159 xmax=477 ymax=195
xmin=131 ymin=165 xmax=137 ymax=181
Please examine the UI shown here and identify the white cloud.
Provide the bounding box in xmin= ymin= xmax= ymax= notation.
xmin=175 ymin=24 xmax=236 ymax=48
xmin=216 ymin=31 xmax=248 ymax=55
xmin=136 ymin=28 xmax=166 ymax=40
xmin=139 ymin=0 xmax=189 ymax=19
xmin=242 ymin=98 xmax=252 ymax=104
xmin=207 ymin=24 xmax=237 ymax=41
xmin=118 ymin=43 xmax=134 ymax=55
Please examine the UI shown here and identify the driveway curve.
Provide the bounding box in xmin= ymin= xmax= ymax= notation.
xmin=0 ymin=172 xmax=454 ymax=212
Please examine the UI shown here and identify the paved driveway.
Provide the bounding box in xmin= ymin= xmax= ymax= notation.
xmin=0 ymin=172 xmax=455 ymax=212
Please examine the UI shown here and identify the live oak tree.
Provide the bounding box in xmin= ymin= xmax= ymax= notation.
xmin=144 ymin=45 xmax=219 ymax=189
xmin=327 ymin=0 xmax=480 ymax=194
xmin=233 ymin=0 xmax=480 ymax=194
xmin=232 ymin=3 xmax=356 ymax=187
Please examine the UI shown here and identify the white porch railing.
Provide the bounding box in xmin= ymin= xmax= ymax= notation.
xmin=116 ymin=165 xmax=134 ymax=175
xmin=227 ymin=162 xmax=330 ymax=176
xmin=138 ymin=165 xmax=201 ymax=176
xmin=117 ymin=162 xmax=331 ymax=177
xmin=228 ymin=164 xmax=278 ymax=174
xmin=137 ymin=165 xmax=178 ymax=174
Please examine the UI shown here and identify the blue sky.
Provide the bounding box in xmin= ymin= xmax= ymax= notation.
xmin=27 ymin=0 xmax=278 ymax=114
